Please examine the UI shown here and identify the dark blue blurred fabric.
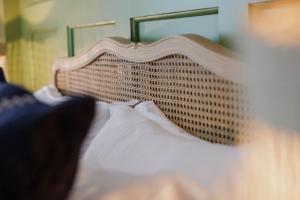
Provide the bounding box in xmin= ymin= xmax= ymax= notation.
xmin=0 ymin=82 xmax=95 ymax=200
xmin=0 ymin=67 xmax=6 ymax=82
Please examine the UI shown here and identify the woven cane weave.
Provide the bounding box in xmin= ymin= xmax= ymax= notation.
xmin=55 ymin=52 xmax=249 ymax=145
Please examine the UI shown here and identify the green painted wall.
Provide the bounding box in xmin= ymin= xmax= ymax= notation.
xmin=3 ymin=0 xmax=262 ymax=90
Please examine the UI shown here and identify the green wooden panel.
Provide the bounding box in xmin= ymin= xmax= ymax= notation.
xmin=67 ymin=26 xmax=74 ymax=57
xmin=3 ymin=0 xmax=254 ymax=90
xmin=130 ymin=7 xmax=218 ymax=42
xmin=67 ymin=21 xmax=116 ymax=57
xmin=139 ymin=15 xmax=219 ymax=43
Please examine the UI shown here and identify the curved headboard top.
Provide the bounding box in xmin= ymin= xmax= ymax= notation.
xmin=53 ymin=34 xmax=249 ymax=145
xmin=53 ymin=34 xmax=242 ymax=84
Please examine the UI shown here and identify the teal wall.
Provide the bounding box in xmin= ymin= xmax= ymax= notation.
xmin=3 ymin=0 xmax=263 ymax=90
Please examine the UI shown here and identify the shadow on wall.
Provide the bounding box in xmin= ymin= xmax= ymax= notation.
xmin=3 ymin=0 xmax=122 ymax=90
xmin=0 ymin=42 xmax=5 ymax=55
xmin=2 ymin=1 xmax=98 ymax=89
xmin=3 ymin=0 xmax=239 ymax=90
xmin=3 ymin=0 xmax=64 ymax=90
xmin=4 ymin=16 xmax=56 ymax=90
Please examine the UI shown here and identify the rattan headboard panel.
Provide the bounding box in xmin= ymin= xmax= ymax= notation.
xmin=54 ymin=35 xmax=249 ymax=145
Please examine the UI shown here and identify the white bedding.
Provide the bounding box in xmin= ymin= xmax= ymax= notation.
xmin=34 ymin=85 xmax=69 ymax=104
xmin=69 ymin=166 xmax=210 ymax=200
xmin=35 ymin=85 xmax=244 ymax=200
xmin=82 ymin=105 xmax=243 ymax=192
xmin=69 ymin=166 xmax=140 ymax=200
xmin=34 ymin=86 xmax=140 ymax=154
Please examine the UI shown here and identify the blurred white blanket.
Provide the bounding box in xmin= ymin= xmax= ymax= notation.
xmin=69 ymin=165 xmax=209 ymax=200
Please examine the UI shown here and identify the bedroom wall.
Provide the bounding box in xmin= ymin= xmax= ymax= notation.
xmin=3 ymin=0 xmax=264 ymax=90
xmin=0 ymin=0 xmax=5 ymax=44
xmin=0 ymin=0 xmax=5 ymax=56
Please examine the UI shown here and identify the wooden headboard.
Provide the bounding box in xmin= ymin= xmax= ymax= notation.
xmin=53 ymin=34 xmax=249 ymax=145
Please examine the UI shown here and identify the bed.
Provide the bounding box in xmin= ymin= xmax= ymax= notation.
xmin=53 ymin=34 xmax=249 ymax=145
xmin=1 ymin=4 xmax=298 ymax=200
xmin=0 ymin=32 xmax=252 ymax=200
xmin=43 ymin=34 xmax=251 ymax=199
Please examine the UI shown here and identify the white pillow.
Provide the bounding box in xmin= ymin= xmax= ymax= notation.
xmin=81 ymin=100 xmax=141 ymax=154
xmin=33 ymin=85 xmax=69 ymax=105
xmin=33 ymin=85 xmax=142 ymax=154
xmin=83 ymin=105 xmax=243 ymax=191
xmin=80 ymin=101 xmax=110 ymax=154
xmin=135 ymin=101 xmax=200 ymax=140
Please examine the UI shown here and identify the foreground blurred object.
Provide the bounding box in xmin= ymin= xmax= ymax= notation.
xmin=215 ymin=123 xmax=300 ymax=200
xmin=99 ymin=175 xmax=210 ymax=200
xmin=249 ymin=0 xmax=300 ymax=46
xmin=244 ymin=38 xmax=300 ymax=132
xmin=0 ymin=81 xmax=95 ymax=200
xmin=0 ymin=67 xmax=6 ymax=82
xmin=245 ymin=0 xmax=300 ymax=133
xmin=221 ymin=1 xmax=300 ymax=199
xmin=242 ymin=124 xmax=300 ymax=200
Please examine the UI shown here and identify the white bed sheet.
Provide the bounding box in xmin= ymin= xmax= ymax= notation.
xmin=69 ymin=165 xmax=210 ymax=200
xmin=83 ymin=105 xmax=244 ymax=192
xmin=34 ymin=85 xmax=245 ymax=199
